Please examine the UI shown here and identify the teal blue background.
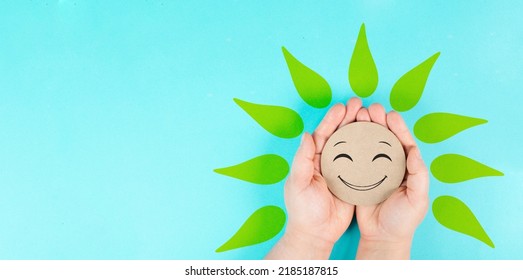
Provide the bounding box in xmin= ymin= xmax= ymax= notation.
xmin=0 ymin=1 xmax=521 ymax=259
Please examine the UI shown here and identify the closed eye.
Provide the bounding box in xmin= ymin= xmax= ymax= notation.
xmin=334 ymin=153 xmax=353 ymax=162
xmin=372 ymin=153 xmax=392 ymax=162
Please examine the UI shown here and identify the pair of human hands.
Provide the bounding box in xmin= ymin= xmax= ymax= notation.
xmin=266 ymin=98 xmax=429 ymax=259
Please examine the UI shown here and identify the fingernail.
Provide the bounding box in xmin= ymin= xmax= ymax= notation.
xmin=300 ymin=133 xmax=307 ymax=144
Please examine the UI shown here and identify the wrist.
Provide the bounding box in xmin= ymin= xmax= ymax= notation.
xmin=356 ymin=237 xmax=413 ymax=260
xmin=270 ymin=228 xmax=334 ymax=260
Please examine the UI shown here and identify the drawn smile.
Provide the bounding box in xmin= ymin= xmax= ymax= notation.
xmin=337 ymin=175 xmax=388 ymax=191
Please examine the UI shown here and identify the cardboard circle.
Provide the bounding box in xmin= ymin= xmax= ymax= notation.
xmin=320 ymin=122 xmax=406 ymax=205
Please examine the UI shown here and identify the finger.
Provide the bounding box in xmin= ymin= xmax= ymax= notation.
xmin=356 ymin=108 xmax=371 ymax=122
xmin=334 ymin=197 xmax=356 ymax=221
xmin=287 ymin=132 xmax=316 ymax=188
xmin=406 ymin=147 xmax=430 ymax=202
xmin=355 ymin=203 xmax=379 ymax=221
xmin=368 ymin=103 xmax=387 ymax=127
xmin=339 ymin=97 xmax=363 ymax=127
xmin=312 ymin=103 xmax=346 ymax=154
xmin=386 ymin=111 xmax=417 ymax=150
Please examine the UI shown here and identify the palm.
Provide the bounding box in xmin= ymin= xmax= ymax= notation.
xmin=354 ymin=104 xmax=429 ymax=242
xmin=284 ymin=98 xmax=364 ymax=245
xmin=286 ymin=169 xmax=353 ymax=243
xmin=357 ymin=187 xmax=424 ymax=241
xmin=267 ymin=99 xmax=428 ymax=260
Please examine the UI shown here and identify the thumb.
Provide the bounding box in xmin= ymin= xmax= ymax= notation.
xmin=287 ymin=132 xmax=316 ymax=189
xmin=406 ymin=147 xmax=429 ymax=202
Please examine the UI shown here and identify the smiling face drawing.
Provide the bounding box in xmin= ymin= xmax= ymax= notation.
xmin=321 ymin=122 xmax=406 ymax=205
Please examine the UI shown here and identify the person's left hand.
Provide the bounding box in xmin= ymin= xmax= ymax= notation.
xmin=266 ymin=98 xmax=363 ymax=259
xmin=353 ymin=103 xmax=430 ymax=259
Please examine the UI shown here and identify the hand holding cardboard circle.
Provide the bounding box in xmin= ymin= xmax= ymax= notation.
xmin=320 ymin=122 xmax=406 ymax=205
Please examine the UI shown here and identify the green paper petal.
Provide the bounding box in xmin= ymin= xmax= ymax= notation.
xmin=282 ymin=47 xmax=332 ymax=108
xmin=433 ymin=196 xmax=494 ymax=248
xmin=216 ymin=205 xmax=286 ymax=252
xmin=349 ymin=24 xmax=378 ymax=98
xmin=431 ymin=154 xmax=503 ymax=183
xmin=214 ymin=154 xmax=289 ymax=185
xmin=414 ymin=112 xmax=487 ymax=143
xmin=390 ymin=52 xmax=440 ymax=112
xmin=234 ymin=98 xmax=304 ymax=139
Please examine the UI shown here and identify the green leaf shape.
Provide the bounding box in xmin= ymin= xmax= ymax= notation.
xmin=433 ymin=196 xmax=494 ymax=248
xmin=214 ymin=154 xmax=289 ymax=185
xmin=431 ymin=154 xmax=504 ymax=183
xmin=349 ymin=24 xmax=378 ymax=97
xmin=414 ymin=113 xmax=487 ymax=143
xmin=234 ymin=98 xmax=304 ymax=139
xmin=282 ymin=46 xmax=332 ymax=108
xmin=390 ymin=52 xmax=440 ymax=112
xmin=216 ymin=205 xmax=286 ymax=252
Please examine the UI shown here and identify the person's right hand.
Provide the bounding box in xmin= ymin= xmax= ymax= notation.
xmin=353 ymin=103 xmax=430 ymax=259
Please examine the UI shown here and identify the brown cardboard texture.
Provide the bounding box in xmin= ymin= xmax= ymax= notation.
xmin=321 ymin=122 xmax=406 ymax=205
